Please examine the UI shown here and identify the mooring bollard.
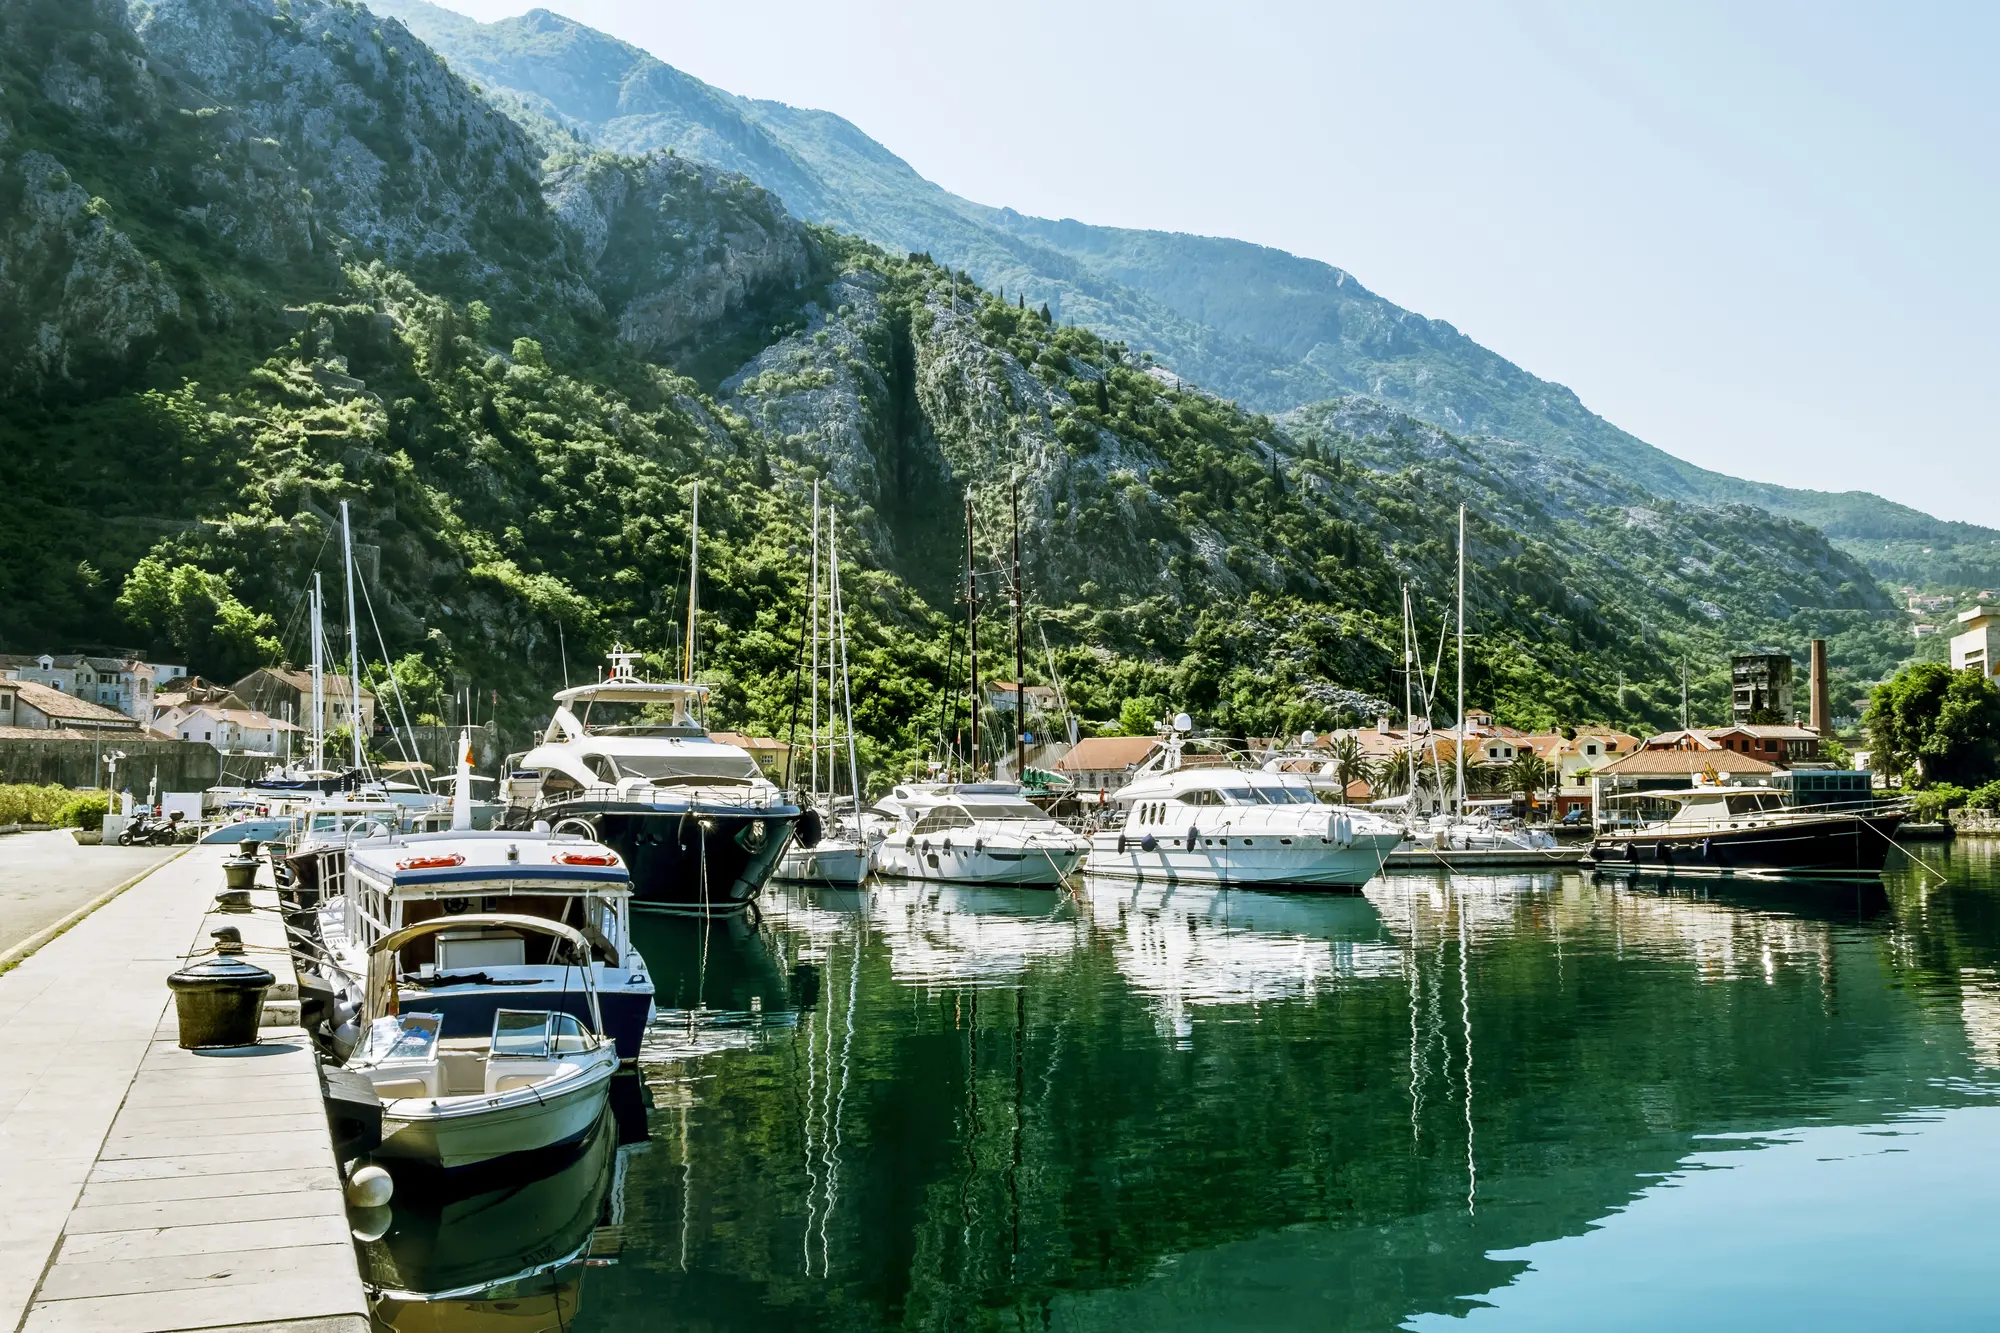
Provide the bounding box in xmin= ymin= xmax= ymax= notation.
xmin=166 ymin=926 xmax=275 ymax=1050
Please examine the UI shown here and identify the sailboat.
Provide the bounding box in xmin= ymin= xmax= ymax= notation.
xmin=868 ymin=485 xmax=1089 ymax=888
xmin=1389 ymin=506 xmax=1559 ymax=867
xmin=775 ymin=483 xmax=872 ymax=887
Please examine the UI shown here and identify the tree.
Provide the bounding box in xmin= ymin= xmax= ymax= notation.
xmin=116 ymin=557 xmax=279 ymax=680
xmin=1039 ymin=302 xmax=1052 ymax=323
xmin=1507 ymin=749 xmax=1553 ymax=797
xmin=1865 ymin=663 xmax=2000 ymax=787
xmin=1327 ymin=734 xmax=1373 ymax=804
xmin=1117 ymin=697 xmax=1158 ymax=737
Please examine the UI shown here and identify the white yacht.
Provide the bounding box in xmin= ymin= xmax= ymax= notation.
xmin=503 ymin=648 xmax=801 ymax=910
xmin=869 ymin=783 xmax=1088 ymax=888
xmin=1087 ymin=722 xmax=1404 ymax=888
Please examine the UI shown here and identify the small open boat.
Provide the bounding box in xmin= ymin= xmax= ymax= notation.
xmin=349 ymin=913 xmax=618 ymax=1169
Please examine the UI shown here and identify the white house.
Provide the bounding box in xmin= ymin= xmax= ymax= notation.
xmin=0 ymin=654 xmax=184 ymax=722
xmin=1951 ymin=606 xmax=1999 ymax=678
xmin=160 ymin=704 xmax=300 ymax=756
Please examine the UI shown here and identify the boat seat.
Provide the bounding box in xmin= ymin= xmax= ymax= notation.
xmin=435 ymin=1048 xmax=488 ymax=1096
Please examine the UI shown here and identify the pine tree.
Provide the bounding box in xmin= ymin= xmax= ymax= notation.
xmin=1018 ymin=292 xmax=1026 ymax=310
xmin=1039 ymin=301 xmax=1051 ymax=322
xmin=1094 ymin=377 xmax=1110 ymax=414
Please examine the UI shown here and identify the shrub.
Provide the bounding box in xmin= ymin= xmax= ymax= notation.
xmin=1908 ymin=784 xmax=1969 ymax=822
xmin=53 ymin=791 xmax=111 ymax=832
xmin=1966 ymin=780 xmax=2000 ymax=812
xmin=0 ymin=784 xmax=73 ymax=826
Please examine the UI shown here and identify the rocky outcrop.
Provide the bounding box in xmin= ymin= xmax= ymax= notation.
xmin=0 ymin=148 xmax=181 ymax=393
xmin=546 ymin=151 xmax=813 ymax=357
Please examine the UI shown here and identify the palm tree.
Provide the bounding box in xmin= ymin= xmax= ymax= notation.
xmin=1508 ymin=749 xmax=1553 ymax=799
xmin=1327 ymin=734 xmax=1373 ymax=804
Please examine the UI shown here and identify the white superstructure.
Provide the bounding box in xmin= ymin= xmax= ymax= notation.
xmin=868 ymin=783 xmax=1088 ymax=888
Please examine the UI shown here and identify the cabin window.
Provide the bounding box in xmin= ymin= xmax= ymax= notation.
xmin=586 ymin=755 xmax=619 ymax=784
xmin=959 ymin=800 xmax=1048 ymax=822
xmin=913 ymin=806 xmax=974 ymax=834
xmin=539 ymin=770 xmax=582 ymax=799
xmin=1182 ymin=789 xmax=1222 ymax=807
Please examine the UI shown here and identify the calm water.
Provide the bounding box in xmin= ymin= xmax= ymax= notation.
xmin=362 ymin=841 xmax=2000 ymax=1330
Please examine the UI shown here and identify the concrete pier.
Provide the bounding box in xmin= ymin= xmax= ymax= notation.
xmin=0 ymin=844 xmax=366 ymax=1333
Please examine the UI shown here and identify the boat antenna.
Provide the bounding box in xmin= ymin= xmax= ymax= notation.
xmin=1012 ymin=474 xmax=1024 ymax=786
xmin=1455 ymin=503 xmax=1465 ymax=817
xmin=342 ymin=501 xmax=365 ymax=778
xmin=310 ymin=572 xmax=325 ymax=774
xmin=684 ymin=481 xmax=700 ymax=684
xmin=965 ymin=490 xmax=979 ymax=779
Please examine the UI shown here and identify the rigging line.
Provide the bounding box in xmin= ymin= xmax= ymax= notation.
xmin=352 ymin=562 xmax=429 ymax=791
xmin=1407 ymin=929 xmax=1424 ymax=1147
xmin=800 ymin=939 xmax=821 ymax=1275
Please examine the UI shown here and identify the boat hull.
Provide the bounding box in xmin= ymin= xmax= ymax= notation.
xmin=872 ymin=840 xmax=1084 ymax=888
xmin=1085 ymin=832 xmax=1401 ymax=889
xmin=374 ymin=1054 xmax=616 ymax=1170
xmin=1587 ymin=811 xmax=1905 ymax=878
xmin=773 ymin=839 xmax=871 ymax=886
xmin=531 ymin=801 xmax=798 ymax=909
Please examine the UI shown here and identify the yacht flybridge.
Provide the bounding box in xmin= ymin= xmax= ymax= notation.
xmin=1087 ymin=718 xmax=1404 ymax=889
xmin=503 ymin=648 xmax=800 ymax=910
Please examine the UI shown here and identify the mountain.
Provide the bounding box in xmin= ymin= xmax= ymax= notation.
xmin=0 ymin=0 xmax=1905 ymax=778
xmin=370 ymin=0 xmax=2000 ymax=579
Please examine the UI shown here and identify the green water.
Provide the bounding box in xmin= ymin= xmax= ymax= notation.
xmin=375 ymin=842 xmax=2000 ymax=1329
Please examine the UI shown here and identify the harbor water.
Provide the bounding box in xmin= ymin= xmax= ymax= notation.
xmin=366 ymin=842 xmax=2000 ymax=1330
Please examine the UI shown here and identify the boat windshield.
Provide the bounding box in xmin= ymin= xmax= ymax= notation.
xmin=360 ymin=1012 xmax=441 ymax=1064
xmin=492 ymin=1009 xmax=592 ymax=1058
xmin=609 ymin=753 xmax=760 ymax=784
xmin=958 ymin=800 xmax=1051 ymax=822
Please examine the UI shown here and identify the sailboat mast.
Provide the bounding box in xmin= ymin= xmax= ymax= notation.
xmin=966 ymin=492 xmax=978 ymax=777
xmin=310 ymin=574 xmax=325 ymax=773
xmin=832 ymin=521 xmax=862 ymax=821
xmin=1012 ymin=476 xmax=1024 ymax=786
xmin=342 ymin=501 xmax=364 ymax=775
xmin=1455 ymin=503 xmax=1465 ymax=816
xmin=685 ymin=482 xmax=700 ymax=685
xmin=1403 ymin=583 xmax=1416 ymax=809
xmin=810 ymin=481 xmax=821 ymax=804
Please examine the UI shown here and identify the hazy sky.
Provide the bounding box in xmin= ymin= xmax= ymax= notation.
xmin=434 ymin=0 xmax=1997 ymax=524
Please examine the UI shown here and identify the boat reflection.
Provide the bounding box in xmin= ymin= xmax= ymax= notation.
xmin=359 ymin=1095 xmax=641 ymax=1332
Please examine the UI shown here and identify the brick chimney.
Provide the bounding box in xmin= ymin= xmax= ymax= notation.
xmin=1809 ymin=638 xmax=1830 ymax=734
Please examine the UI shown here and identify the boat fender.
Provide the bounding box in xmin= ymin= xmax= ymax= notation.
xmin=906 ymin=835 xmax=916 ymax=850
xmin=796 ymin=807 xmax=824 ymax=849
xmin=344 ymin=1163 xmax=393 ymax=1208
xmin=974 ymin=838 xmax=984 ymax=852
xmin=1701 ymin=838 xmax=1711 ymax=860
xmin=1331 ymin=813 xmax=1352 ymax=847
xmin=1186 ymin=826 xmax=1199 ymax=852
xmin=942 ymin=837 xmax=952 ymax=853
xmin=1140 ymin=833 xmax=1158 ymax=852
xmin=1116 ymin=833 xmax=1126 ymax=853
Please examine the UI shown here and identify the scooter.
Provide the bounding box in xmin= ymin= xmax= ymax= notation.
xmin=117 ymin=811 xmax=186 ymax=846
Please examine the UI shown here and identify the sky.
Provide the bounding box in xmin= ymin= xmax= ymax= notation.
xmin=432 ymin=0 xmax=1998 ymax=523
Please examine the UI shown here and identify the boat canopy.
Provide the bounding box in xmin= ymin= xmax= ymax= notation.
xmin=365 ymin=912 xmax=600 ymax=1030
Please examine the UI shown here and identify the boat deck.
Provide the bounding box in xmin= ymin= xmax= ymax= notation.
xmin=0 ymin=844 xmax=366 ymax=1333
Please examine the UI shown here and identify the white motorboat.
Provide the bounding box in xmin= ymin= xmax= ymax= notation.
xmin=1086 ymin=723 xmax=1404 ymax=888
xmin=348 ymin=914 xmax=618 ymax=1169
xmin=869 ymin=783 xmax=1088 ymax=887
xmin=774 ymin=481 xmax=872 ymax=888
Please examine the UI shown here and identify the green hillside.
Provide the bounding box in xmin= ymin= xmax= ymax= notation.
xmin=0 ymin=0 xmax=1908 ymax=785
xmin=370 ymin=0 xmax=1998 ymax=569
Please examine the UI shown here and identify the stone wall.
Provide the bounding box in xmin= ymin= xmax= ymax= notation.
xmin=0 ymin=736 xmax=220 ymax=792
xmin=1950 ymin=808 xmax=2000 ymax=836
